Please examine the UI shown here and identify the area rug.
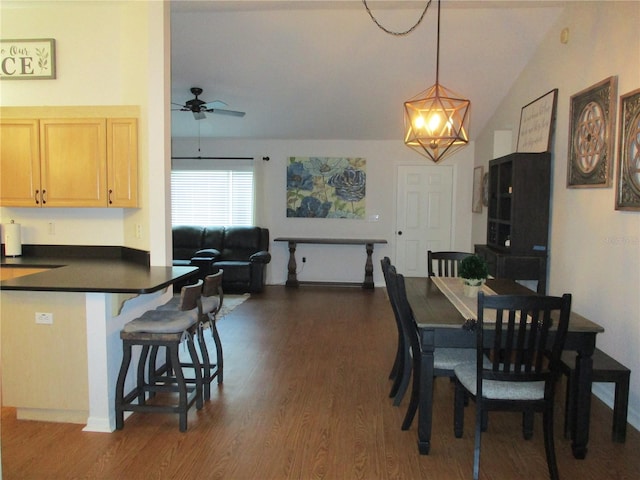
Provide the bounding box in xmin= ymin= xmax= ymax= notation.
xmin=218 ymin=293 xmax=250 ymax=319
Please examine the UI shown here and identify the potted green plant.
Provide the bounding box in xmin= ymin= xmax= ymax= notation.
xmin=458 ymin=254 xmax=489 ymax=297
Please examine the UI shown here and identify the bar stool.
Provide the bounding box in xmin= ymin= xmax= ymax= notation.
xmin=199 ymin=270 xmax=224 ymax=389
xmin=155 ymin=272 xmax=224 ymax=401
xmin=115 ymin=280 xmax=204 ymax=432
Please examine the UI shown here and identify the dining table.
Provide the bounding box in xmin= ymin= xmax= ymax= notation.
xmin=404 ymin=276 xmax=605 ymax=459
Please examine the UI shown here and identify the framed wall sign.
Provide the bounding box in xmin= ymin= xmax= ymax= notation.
xmin=567 ymin=76 xmax=617 ymax=188
xmin=615 ymin=88 xmax=640 ymax=211
xmin=516 ymin=89 xmax=558 ymax=153
xmin=0 ymin=39 xmax=56 ymax=80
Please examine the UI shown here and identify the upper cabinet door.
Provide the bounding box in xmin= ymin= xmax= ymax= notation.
xmin=0 ymin=119 xmax=42 ymax=207
xmin=107 ymin=118 xmax=138 ymax=208
xmin=39 ymin=118 xmax=107 ymax=207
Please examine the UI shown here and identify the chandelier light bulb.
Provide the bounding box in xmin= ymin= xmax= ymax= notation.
xmin=427 ymin=112 xmax=442 ymax=133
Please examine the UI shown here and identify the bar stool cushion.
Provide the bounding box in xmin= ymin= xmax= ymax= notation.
xmin=122 ymin=309 xmax=197 ymax=334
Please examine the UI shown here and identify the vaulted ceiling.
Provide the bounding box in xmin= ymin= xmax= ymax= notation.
xmin=170 ymin=1 xmax=566 ymax=140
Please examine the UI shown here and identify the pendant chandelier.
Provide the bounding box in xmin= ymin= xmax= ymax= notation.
xmin=404 ymin=0 xmax=470 ymax=162
xmin=363 ymin=0 xmax=471 ymax=163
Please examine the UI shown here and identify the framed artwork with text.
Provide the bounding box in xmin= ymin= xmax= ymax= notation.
xmin=516 ymin=89 xmax=558 ymax=153
xmin=0 ymin=39 xmax=56 ymax=79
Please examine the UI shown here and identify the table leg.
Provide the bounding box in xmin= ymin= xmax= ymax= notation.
xmin=418 ymin=329 xmax=435 ymax=454
xmin=363 ymin=242 xmax=375 ymax=289
xmin=285 ymin=241 xmax=299 ymax=287
xmin=572 ymin=348 xmax=594 ymax=459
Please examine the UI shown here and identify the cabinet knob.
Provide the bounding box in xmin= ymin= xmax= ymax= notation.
xmin=108 ymin=189 xmax=113 ymax=205
xmin=398 ymin=231 xmax=403 ymax=236
xmin=35 ymin=189 xmax=40 ymax=205
xmin=41 ymin=189 xmax=46 ymax=204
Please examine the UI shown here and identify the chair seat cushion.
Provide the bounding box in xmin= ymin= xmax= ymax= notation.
xmin=434 ymin=348 xmax=477 ymax=370
xmin=454 ymin=361 xmax=545 ymax=401
xmin=123 ymin=309 xmax=197 ymax=334
xmin=156 ymin=296 xmax=181 ymax=311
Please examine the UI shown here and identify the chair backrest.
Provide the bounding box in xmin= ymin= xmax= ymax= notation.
xmin=381 ymin=256 xmax=392 ymax=293
xmin=476 ymin=291 xmax=572 ymax=396
xmin=176 ymin=279 xmax=203 ymax=311
xmin=203 ymin=270 xmax=223 ymax=298
xmin=428 ymin=250 xmax=473 ymax=277
xmin=387 ymin=268 xmax=421 ymax=357
xmin=201 ymin=270 xmax=224 ymax=315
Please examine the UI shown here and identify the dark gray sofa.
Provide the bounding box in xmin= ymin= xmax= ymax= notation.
xmin=172 ymin=225 xmax=271 ymax=293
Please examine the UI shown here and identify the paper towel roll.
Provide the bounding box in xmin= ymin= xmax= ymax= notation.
xmin=3 ymin=221 xmax=22 ymax=257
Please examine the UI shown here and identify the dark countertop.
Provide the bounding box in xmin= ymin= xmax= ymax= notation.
xmin=1 ymin=246 xmax=198 ymax=294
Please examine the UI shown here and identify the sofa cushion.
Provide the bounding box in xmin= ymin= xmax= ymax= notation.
xmin=222 ymin=226 xmax=264 ymax=261
xmin=201 ymin=226 xmax=225 ymax=252
xmin=173 ymin=225 xmax=205 ymax=260
xmin=215 ymin=261 xmax=251 ymax=283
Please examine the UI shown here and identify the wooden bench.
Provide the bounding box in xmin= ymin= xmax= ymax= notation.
xmin=560 ymin=348 xmax=630 ymax=443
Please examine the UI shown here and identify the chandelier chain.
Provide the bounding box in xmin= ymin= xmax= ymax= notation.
xmin=362 ymin=0 xmax=433 ymax=36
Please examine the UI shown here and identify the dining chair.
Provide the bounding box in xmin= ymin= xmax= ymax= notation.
xmin=381 ymin=257 xmax=411 ymax=406
xmin=453 ymin=291 xmax=572 ymax=480
xmin=427 ymin=250 xmax=473 ymax=277
xmin=388 ymin=267 xmax=476 ymax=430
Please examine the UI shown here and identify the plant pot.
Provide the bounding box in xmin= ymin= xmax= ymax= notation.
xmin=462 ymin=278 xmax=485 ymax=298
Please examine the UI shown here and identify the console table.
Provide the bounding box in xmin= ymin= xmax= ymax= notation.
xmin=274 ymin=237 xmax=387 ymax=289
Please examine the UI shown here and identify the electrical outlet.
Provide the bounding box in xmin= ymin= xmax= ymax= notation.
xmin=135 ymin=224 xmax=142 ymax=239
xmin=48 ymin=221 xmax=55 ymax=235
xmin=35 ymin=312 xmax=53 ymax=325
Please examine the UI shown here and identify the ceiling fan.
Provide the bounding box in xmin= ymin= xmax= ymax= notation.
xmin=172 ymin=87 xmax=246 ymax=120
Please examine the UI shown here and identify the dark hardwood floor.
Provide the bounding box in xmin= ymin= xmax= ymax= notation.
xmin=2 ymin=285 xmax=639 ymax=479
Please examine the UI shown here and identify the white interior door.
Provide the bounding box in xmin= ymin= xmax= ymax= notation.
xmin=395 ymin=165 xmax=453 ymax=276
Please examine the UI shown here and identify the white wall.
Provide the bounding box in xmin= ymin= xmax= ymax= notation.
xmin=172 ymin=137 xmax=475 ymax=286
xmin=473 ymin=1 xmax=640 ymax=429
xmin=0 ymin=1 xmax=168 ymax=263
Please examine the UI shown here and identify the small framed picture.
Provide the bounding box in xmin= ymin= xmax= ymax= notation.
xmin=567 ymin=76 xmax=618 ymax=188
xmin=472 ymin=166 xmax=483 ymax=213
xmin=615 ymin=88 xmax=640 ymax=211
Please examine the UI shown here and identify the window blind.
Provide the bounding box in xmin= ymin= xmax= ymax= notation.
xmin=171 ymin=167 xmax=254 ymax=226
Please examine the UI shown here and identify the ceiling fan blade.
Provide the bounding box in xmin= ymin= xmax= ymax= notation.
xmin=207 ymin=108 xmax=246 ymax=117
xmin=202 ymin=100 xmax=228 ymax=109
xmin=192 ymin=111 xmax=206 ymax=120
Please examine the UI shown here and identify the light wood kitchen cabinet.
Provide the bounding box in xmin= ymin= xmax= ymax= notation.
xmin=107 ymin=118 xmax=138 ymax=207
xmin=40 ymin=118 xmax=107 ymax=207
xmin=0 ymin=116 xmax=138 ymax=208
xmin=0 ymin=119 xmax=41 ymax=206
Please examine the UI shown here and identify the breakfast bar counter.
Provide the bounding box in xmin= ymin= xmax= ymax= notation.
xmin=1 ymin=246 xmax=198 ymax=432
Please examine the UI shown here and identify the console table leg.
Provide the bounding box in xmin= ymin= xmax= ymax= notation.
xmin=363 ymin=242 xmax=375 ymax=289
xmin=286 ymin=241 xmax=299 ymax=287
